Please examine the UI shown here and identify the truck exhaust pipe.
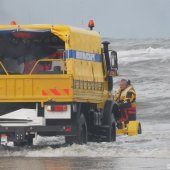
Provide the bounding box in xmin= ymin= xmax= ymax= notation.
xmin=102 ymin=41 xmax=111 ymax=71
xmin=102 ymin=41 xmax=113 ymax=91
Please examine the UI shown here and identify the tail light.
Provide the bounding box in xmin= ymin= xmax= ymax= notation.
xmin=64 ymin=127 xmax=71 ymax=133
xmin=47 ymin=105 xmax=67 ymax=112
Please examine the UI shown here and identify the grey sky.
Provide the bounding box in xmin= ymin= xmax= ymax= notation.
xmin=0 ymin=0 xmax=170 ymax=38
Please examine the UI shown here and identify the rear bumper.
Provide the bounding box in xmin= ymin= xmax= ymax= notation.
xmin=0 ymin=125 xmax=76 ymax=137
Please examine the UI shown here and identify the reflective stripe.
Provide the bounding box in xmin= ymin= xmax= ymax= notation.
xmin=63 ymin=89 xmax=70 ymax=95
xmin=50 ymin=89 xmax=61 ymax=96
xmin=42 ymin=90 xmax=48 ymax=96
xmin=41 ymin=89 xmax=70 ymax=96
xmin=65 ymin=50 xmax=102 ymax=62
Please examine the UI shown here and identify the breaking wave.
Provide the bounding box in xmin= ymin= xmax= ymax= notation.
xmin=119 ymin=47 xmax=170 ymax=56
xmin=117 ymin=47 xmax=170 ymax=64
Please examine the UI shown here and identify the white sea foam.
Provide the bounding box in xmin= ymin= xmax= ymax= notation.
xmin=119 ymin=47 xmax=170 ymax=56
xmin=1 ymin=122 xmax=169 ymax=158
xmin=117 ymin=47 xmax=170 ymax=64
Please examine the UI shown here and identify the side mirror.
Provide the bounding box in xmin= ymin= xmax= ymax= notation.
xmin=110 ymin=51 xmax=118 ymax=70
xmin=109 ymin=50 xmax=118 ymax=76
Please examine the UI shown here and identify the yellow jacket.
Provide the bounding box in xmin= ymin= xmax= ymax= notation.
xmin=114 ymin=85 xmax=136 ymax=104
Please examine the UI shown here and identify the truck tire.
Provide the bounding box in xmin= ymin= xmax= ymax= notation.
xmin=104 ymin=121 xmax=116 ymax=142
xmin=65 ymin=114 xmax=87 ymax=145
xmin=102 ymin=100 xmax=116 ymax=142
xmin=77 ymin=114 xmax=87 ymax=144
xmin=111 ymin=122 xmax=116 ymax=141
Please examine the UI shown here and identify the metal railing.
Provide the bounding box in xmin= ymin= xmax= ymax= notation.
xmin=29 ymin=59 xmax=66 ymax=75
xmin=0 ymin=61 xmax=9 ymax=75
xmin=0 ymin=59 xmax=66 ymax=75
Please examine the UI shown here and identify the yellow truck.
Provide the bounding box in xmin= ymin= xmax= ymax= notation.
xmin=0 ymin=23 xmax=140 ymax=146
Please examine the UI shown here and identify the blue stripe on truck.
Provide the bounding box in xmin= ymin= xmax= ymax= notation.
xmin=65 ymin=50 xmax=102 ymax=62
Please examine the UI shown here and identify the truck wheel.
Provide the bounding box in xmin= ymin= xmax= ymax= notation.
xmin=111 ymin=122 xmax=116 ymax=141
xmin=78 ymin=122 xmax=87 ymax=144
xmin=65 ymin=114 xmax=87 ymax=145
xmin=103 ymin=100 xmax=116 ymax=142
xmin=75 ymin=114 xmax=87 ymax=144
xmin=105 ymin=122 xmax=116 ymax=142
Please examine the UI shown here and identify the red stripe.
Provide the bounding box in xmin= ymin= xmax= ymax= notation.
xmin=50 ymin=89 xmax=61 ymax=96
xmin=42 ymin=90 xmax=48 ymax=96
xmin=63 ymin=89 xmax=69 ymax=95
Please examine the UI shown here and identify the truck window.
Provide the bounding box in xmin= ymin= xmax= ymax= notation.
xmin=0 ymin=32 xmax=65 ymax=75
xmin=31 ymin=60 xmax=65 ymax=74
xmin=0 ymin=64 xmax=6 ymax=74
xmin=3 ymin=58 xmax=24 ymax=74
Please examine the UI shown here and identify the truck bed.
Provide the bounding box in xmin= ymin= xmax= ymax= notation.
xmin=0 ymin=74 xmax=73 ymax=103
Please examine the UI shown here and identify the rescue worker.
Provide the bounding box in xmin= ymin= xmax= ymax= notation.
xmin=113 ymin=79 xmax=136 ymax=125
